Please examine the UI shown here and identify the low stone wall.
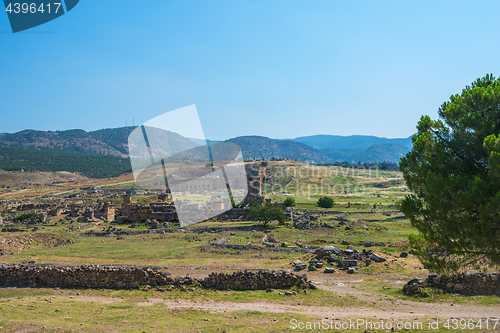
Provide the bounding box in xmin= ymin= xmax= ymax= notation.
xmin=210 ymin=242 xmax=315 ymax=253
xmin=403 ymin=273 xmax=500 ymax=296
xmin=201 ymin=270 xmax=312 ymax=290
xmin=77 ymin=225 xmax=265 ymax=237
xmin=0 ymin=264 xmax=171 ymax=289
xmin=0 ymin=264 xmax=312 ymax=291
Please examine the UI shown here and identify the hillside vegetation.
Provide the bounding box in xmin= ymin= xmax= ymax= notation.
xmin=0 ymin=129 xmax=124 ymax=156
xmin=0 ymin=147 xmax=131 ymax=178
xmin=89 ymin=127 xmax=136 ymax=155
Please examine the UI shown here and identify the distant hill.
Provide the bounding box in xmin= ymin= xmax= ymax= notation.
xmin=0 ymin=129 xmax=124 ymax=156
xmin=226 ymin=136 xmax=331 ymax=163
xmin=321 ymin=143 xmax=410 ymax=163
xmin=187 ymin=138 xmax=210 ymax=146
xmin=0 ymin=127 xmax=201 ymax=178
xmin=355 ymin=143 xmax=410 ymax=163
xmin=89 ymin=127 xmax=136 ymax=155
xmin=0 ymin=127 xmax=200 ymax=158
xmin=126 ymin=126 xmax=200 ymax=160
xmin=291 ymin=134 xmax=413 ymax=149
xmin=319 ymin=148 xmax=365 ymax=162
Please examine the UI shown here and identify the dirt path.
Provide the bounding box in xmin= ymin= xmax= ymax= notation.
xmin=139 ymin=298 xmax=500 ymax=320
xmin=48 ymin=291 xmax=499 ymax=321
xmin=135 ymin=270 xmax=500 ymax=320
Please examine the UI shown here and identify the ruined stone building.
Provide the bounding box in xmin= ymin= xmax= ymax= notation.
xmin=120 ymin=194 xmax=177 ymax=223
xmin=245 ymin=163 xmax=266 ymax=203
xmin=94 ymin=202 xmax=115 ymax=221
xmin=66 ymin=201 xmax=116 ymax=222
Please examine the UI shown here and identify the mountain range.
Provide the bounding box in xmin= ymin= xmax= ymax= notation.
xmin=0 ymin=127 xmax=413 ymax=177
xmin=228 ymin=135 xmax=412 ymax=164
xmin=291 ymin=134 xmax=413 ymax=149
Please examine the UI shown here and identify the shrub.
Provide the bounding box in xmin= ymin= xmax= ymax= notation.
xmin=283 ymin=197 xmax=296 ymax=207
xmin=317 ymin=196 xmax=334 ymax=208
xmin=14 ymin=213 xmax=37 ymax=221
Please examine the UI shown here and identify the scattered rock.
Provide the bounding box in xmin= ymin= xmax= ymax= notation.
xmin=324 ymin=267 xmax=335 ymax=273
xmin=370 ymin=253 xmax=386 ymax=262
xmin=294 ymin=264 xmax=307 ymax=271
xmin=267 ymin=236 xmax=278 ymax=243
xmin=326 ymin=254 xmax=338 ymax=263
xmin=340 ymin=259 xmax=358 ymax=269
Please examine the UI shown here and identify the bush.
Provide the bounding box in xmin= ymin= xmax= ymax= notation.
xmin=283 ymin=196 xmax=296 ymax=207
xmin=14 ymin=213 xmax=37 ymax=221
xmin=317 ymin=196 xmax=334 ymax=208
xmin=249 ymin=201 xmax=285 ymax=226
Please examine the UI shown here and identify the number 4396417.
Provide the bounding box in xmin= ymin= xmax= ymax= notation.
xmin=5 ymin=3 xmax=62 ymax=14
xmin=443 ymin=318 xmax=498 ymax=330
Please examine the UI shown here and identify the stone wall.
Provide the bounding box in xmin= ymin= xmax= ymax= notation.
xmin=210 ymin=242 xmax=315 ymax=254
xmin=403 ymin=273 xmax=500 ymax=296
xmin=78 ymin=224 xmax=266 ymax=237
xmin=0 ymin=264 xmax=170 ymax=289
xmin=201 ymin=270 xmax=311 ymax=290
xmin=0 ymin=264 xmax=312 ymax=291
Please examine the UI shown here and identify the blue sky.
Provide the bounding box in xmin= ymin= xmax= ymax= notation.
xmin=1 ymin=1 xmax=500 ymax=140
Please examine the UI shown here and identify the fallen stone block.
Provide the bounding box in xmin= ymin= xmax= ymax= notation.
xmin=340 ymin=259 xmax=358 ymax=268
xmin=371 ymin=253 xmax=386 ymax=262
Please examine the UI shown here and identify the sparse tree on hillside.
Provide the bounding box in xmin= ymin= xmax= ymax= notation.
xmin=400 ymin=74 xmax=500 ymax=273
xmin=249 ymin=201 xmax=285 ymax=226
xmin=317 ymin=196 xmax=334 ymax=208
xmin=283 ymin=196 xmax=296 ymax=207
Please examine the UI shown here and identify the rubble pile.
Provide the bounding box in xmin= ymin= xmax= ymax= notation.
xmin=292 ymin=245 xmax=387 ymax=274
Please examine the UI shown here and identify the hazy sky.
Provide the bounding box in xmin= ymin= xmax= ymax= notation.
xmin=1 ymin=1 xmax=500 ymax=140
